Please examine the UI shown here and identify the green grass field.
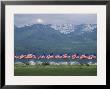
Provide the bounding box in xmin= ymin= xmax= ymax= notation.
xmin=14 ymin=65 xmax=97 ymax=76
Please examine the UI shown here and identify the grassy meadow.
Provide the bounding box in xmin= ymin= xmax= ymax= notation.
xmin=14 ymin=64 xmax=97 ymax=76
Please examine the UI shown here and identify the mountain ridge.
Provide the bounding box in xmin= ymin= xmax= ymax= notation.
xmin=14 ymin=23 xmax=97 ymax=54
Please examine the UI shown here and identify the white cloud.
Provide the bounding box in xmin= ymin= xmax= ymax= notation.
xmin=14 ymin=14 xmax=97 ymax=26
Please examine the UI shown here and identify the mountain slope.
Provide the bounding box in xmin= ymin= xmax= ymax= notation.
xmin=14 ymin=24 xmax=97 ymax=54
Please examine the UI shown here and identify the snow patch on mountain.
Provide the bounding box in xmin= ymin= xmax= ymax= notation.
xmin=51 ymin=24 xmax=75 ymax=34
xmin=51 ymin=24 xmax=96 ymax=34
xmin=15 ymin=23 xmax=97 ymax=35
xmin=81 ymin=24 xmax=97 ymax=32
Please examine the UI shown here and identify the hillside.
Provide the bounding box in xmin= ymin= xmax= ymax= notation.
xmin=14 ymin=24 xmax=97 ymax=55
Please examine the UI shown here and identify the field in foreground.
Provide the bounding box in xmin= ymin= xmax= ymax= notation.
xmin=14 ymin=65 xmax=97 ymax=76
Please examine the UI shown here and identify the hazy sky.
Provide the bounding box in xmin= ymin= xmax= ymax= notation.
xmin=14 ymin=14 xmax=97 ymax=27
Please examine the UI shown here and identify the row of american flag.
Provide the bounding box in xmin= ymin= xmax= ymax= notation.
xmin=15 ymin=53 xmax=96 ymax=60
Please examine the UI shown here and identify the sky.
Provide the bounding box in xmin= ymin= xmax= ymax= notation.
xmin=14 ymin=14 xmax=97 ymax=27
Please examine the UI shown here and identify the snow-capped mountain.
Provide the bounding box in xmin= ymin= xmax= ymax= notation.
xmin=16 ymin=23 xmax=97 ymax=35
xmin=74 ymin=24 xmax=96 ymax=33
xmin=15 ymin=23 xmax=97 ymax=44
xmin=51 ymin=24 xmax=74 ymax=34
xmin=82 ymin=24 xmax=97 ymax=32
xmin=51 ymin=24 xmax=96 ymax=34
xmin=14 ymin=23 xmax=97 ymax=54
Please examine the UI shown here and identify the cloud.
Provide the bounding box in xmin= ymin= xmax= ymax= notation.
xmin=14 ymin=14 xmax=97 ymax=26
